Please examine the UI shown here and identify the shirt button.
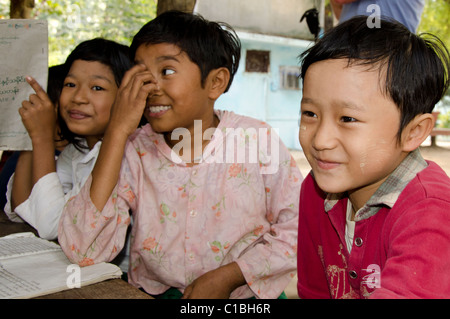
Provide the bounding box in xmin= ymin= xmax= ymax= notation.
xmin=190 ymin=210 xmax=197 ymax=217
xmin=355 ymin=237 xmax=363 ymax=247
xmin=349 ymin=270 xmax=358 ymax=279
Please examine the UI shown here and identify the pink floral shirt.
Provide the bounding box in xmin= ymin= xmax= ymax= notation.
xmin=58 ymin=110 xmax=302 ymax=299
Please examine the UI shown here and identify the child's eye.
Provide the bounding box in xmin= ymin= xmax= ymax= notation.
xmin=92 ymin=86 xmax=104 ymax=91
xmin=341 ymin=116 xmax=357 ymax=123
xmin=302 ymin=111 xmax=317 ymax=118
xmin=64 ymin=82 xmax=75 ymax=88
xmin=162 ymin=68 xmax=175 ymax=76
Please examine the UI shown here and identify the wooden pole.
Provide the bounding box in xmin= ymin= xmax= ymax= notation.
xmin=10 ymin=0 xmax=35 ymax=19
xmin=157 ymin=0 xmax=196 ymax=16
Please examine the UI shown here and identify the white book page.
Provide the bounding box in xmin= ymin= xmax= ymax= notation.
xmin=0 ymin=232 xmax=60 ymax=259
xmin=0 ymin=233 xmax=122 ymax=299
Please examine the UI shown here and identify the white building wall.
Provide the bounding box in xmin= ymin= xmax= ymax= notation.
xmin=195 ymin=0 xmax=321 ymax=40
xmin=194 ymin=0 xmax=322 ymax=149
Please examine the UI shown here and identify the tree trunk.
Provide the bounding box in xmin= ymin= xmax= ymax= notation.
xmin=157 ymin=0 xmax=196 ymax=16
xmin=10 ymin=0 xmax=35 ymax=19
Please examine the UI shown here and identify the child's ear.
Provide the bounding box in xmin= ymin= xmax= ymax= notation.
xmin=401 ymin=113 xmax=435 ymax=152
xmin=208 ymin=67 xmax=230 ymax=100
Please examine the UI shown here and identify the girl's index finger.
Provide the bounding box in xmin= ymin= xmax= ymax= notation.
xmin=26 ymin=76 xmax=51 ymax=101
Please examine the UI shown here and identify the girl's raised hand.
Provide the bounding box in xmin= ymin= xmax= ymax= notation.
xmin=107 ymin=64 xmax=158 ymax=137
xmin=19 ymin=76 xmax=56 ymax=144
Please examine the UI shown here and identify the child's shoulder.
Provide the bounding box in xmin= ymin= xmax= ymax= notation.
xmin=401 ymin=161 xmax=450 ymax=204
xmin=217 ymin=110 xmax=272 ymax=130
xmin=386 ymin=161 xmax=450 ymax=241
xmin=125 ymin=124 xmax=161 ymax=152
xmin=415 ymin=161 xmax=450 ymax=191
xmin=128 ymin=124 xmax=156 ymax=142
xmin=300 ymin=173 xmax=326 ymax=201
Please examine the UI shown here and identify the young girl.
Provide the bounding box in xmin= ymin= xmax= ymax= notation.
xmin=5 ymin=38 xmax=132 ymax=244
xmin=58 ymin=12 xmax=302 ymax=299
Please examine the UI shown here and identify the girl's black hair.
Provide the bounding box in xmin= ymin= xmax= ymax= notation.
xmin=47 ymin=64 xmax=68 ymax=145
xmin=58 ymin=38 xmax=133 ymax=152
xmin=299 ymin=16 xmax=450 ymax=141
xmin=130 ymin=10 xmax=241 ymax=93
xmin=47 ymin=64 xmax=67 ymax=106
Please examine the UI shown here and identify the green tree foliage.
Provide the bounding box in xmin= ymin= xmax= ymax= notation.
xmin=418 ymin=0 xmax=450 ymax=120
xmin=418 ymin=0 xmax=450 ymax=49
xmin=0 ymin=0 xmax=156 ymax=65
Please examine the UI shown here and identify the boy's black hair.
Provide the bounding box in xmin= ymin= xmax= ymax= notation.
xmin=130 ymin=10 xmax=241 ymax=93
xmin=58 ymin=38 xmax=133 ymax=152
xmin=299 ymin=16 xmax=450 ymax=141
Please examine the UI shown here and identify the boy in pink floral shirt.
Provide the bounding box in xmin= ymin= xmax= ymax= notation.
xmin=58 ymin=11 xmax=302 ymax=299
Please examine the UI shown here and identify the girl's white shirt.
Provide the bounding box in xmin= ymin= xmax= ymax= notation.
xmin=4 ymin=140 xmax=101 ymax=240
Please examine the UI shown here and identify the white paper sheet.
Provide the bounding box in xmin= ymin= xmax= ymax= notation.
xmin=0 ymin=19 xmax=48 ymax=151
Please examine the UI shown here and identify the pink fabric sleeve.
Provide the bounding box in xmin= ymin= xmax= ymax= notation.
xmin=58 ymin=174 xmax=132 ymax=267
xmin=234 ymin=150 xmax=302 ymax=299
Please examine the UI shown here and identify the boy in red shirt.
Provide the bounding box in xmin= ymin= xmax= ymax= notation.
xmin=297 ymin=16 xmax=450 ymax=298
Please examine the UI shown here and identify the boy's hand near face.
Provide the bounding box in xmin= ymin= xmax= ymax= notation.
xmin=182 ymin=262 xmax=246 ymax=299
xmin=107 ymin=64 xmax=157 ymax=138
xmin=90 ymin=64 xmax=158 ymax=211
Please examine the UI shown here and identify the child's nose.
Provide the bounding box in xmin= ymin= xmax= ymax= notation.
xmin=312 ymin=121 xmax=337 ymax=151
xmin=143 ymin=72 xmax=160 ymax=94
xmin=148 ymin=82 xmax=161 ymax=97
xmin=72 ymin=87 xmax=89 ymax=104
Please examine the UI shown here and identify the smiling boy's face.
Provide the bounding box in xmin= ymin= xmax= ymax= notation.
xmin=299 ymin=59 xmax=410 ymax=207
xmin=134 ymin=43 xmax=216 ymax=147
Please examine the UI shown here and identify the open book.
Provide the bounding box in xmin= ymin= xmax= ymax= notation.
xmin=0 ymin=232 xmax=122 ymax=299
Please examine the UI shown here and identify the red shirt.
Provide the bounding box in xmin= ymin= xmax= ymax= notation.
xmin=297 ymin=161 xmax=450 ymax=298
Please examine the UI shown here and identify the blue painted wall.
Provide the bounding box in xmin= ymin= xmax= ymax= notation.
xmin=215 ymin=31 xmax=312 ymax=150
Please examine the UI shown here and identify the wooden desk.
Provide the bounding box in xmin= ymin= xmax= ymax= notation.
xmin=0 ymin=211 xmax=152 ymax=299
xmin=0 ymin=210 xmax=38 ymax=237
xmin=35 ymin=278 xmax=152 ymax=299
